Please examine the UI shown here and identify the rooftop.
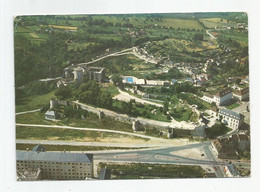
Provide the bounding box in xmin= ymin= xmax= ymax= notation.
xmin=32 ymin=145 xmax=46 ymax=152
xmin=17 ymin=151 xmax=93 ymax=163
xmin=219 ymin=108 xmax=242 ymax=120
xmin=234 ymin=87 xmax=249 ymax=96
xmin=215 ymin=88 xmax=232 ymax=97
xmin=45 ymin=110 xmax=56 ymax=116
xmin=87 ymin=67 xmax=104 ymax=73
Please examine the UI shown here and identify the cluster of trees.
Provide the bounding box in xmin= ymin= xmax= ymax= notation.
xmin=16 ymin=81 xmax=56 ymax=105
xmin=63 ymin=106 xmax=91 ymax=119
xmin=99 ymin=163 xmax=205 ymax=178
xmin=177 ymin=93 xmax=209 ymax=110
xmin=146 ymin=68 xmax=184 ymax=80
xmin=142 ymin=82 xmax=198 ymax=98
xmin=55 ymin=86 xmax=72 ymax=100
xmin=193 ymin=33 xmax=204 ymax=41
xmin=170 ymin=106 xmax=195 ymax=122
xmin=75 ymin=81 xmax=113 ymax=109
xmin=205 ymin=123 xmax=230 ymax=139
xmin=15 ymin=33 xmax=68 ymax=86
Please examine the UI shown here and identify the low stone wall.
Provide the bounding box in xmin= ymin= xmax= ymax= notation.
xmin=56 ymin=100 xmax=204 ymax=138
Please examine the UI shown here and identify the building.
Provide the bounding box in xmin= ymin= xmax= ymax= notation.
xmin=224 ymin=163 xmax=240 ymax=177
xmin=191 ymin=125 xmax=206 ymax=138
xmin=214 ymin=88 xmax=232 ymax=105
xmin=171 ymin=79 xmax=178 ymax=85
xmin=202 ymin=88 xmax=232 ymax=106
xmin=211 ymin=138 xmax=238 ymax=159
xmin=17 ymin=167 xmax=42 ymax=181
xmin=56 ymin=78 xmax=73 ymax=88
xmin=86 ymin=67 xmax=105 ymax=83
xmin=73 ymin=67 xmax=84 ymax=82
xmin=146 ymin=80 xmax=169 ymax=86
xmin=201 ymin=93 xmax=214 ymax=104
xmin=218 ymin=108 xmax=244 ymax=129
xmin=233 ymin=87 xmax=249 ymax=101
xmin=231 ymin=134 xmax=250 ymax=151
xmin=185 ymin=78 xmax=194 ymax=83
xmin=32 ymin=145 xmax=46 ymax=152
xmin=16 ymin=150 xmax=94 ymax=180
xmin=45 ymin=110 xmax=56 ymax=120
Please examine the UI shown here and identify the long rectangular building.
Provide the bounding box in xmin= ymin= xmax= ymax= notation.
xmin=17 ymin=150 xmax=93 ymax=180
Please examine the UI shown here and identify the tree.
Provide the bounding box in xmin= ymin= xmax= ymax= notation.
xmin=76 ymin=81 xmax=100 ymax=105
xmin=193 ymin=33 xmax=203 ymax=41
xmin=236 ymin=78 xmax=241 ymax=85
xmin=163 ymin=100 xmax=169 ymax=115
xmin=111 ymin=74 xmax=123 ymax=89
xmin=205 ymin=123 xmax=230 ymax=139
xmin=97 ymin=91 xmax=113 ymax=109
xmin=55 ymin=86 xmax=72 ymax=100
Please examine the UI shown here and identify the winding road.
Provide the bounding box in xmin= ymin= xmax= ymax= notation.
xmin=206 ymin=30 xmax=216 ymax=39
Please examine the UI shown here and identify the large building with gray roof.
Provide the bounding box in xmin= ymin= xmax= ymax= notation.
xmin=16 ymin=150 xmax=93 ymax=180
xmin=218 ymin=108 xmax=244 ymax=129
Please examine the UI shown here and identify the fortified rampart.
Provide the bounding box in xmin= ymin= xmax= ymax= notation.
xmin=53 ymin=100 xmax=204 ymax=138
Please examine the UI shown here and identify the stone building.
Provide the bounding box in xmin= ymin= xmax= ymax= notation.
xmin=16 ymin=149 xmax=93 ymax=180
xmin=86 ymin=67 xmax=105 ymax=83
xmin=73 ymin=67 xmax=84 ymax=82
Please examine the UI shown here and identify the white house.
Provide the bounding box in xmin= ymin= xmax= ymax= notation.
xmin=218 ymin=108 xmax=244 ymax=130
xmin=214 ymin=88 xmax=232 ymax=106
xmin=202 ymin=88 xmax=232 ymax=106
xmin=45 ymin=110 xmax=56 ymax=120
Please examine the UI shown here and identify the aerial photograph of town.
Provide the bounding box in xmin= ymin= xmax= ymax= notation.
xmin=14 ymin=12 xmax=250 ymax=181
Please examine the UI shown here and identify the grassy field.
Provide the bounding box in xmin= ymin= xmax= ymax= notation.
xmin=16 ymin=90 xmax=55 ymax=113
xmin=16 ymin=143 xmax=143 ymax=151
xmin=48 ymin=25 xmax=78 ymax=30
xmin=60 ymin=116 xmax=133 ymax=132
xmin=200 ymin=18 xmax=237 ymax=29
xmin=68 ymin=42 xmax=93 ymax=51
xmin=98 ymin=162 xmax=206 ymax=179
xmin=160 ymin=18 xmax=203 ymax=30
xmin=101 ymin=83 xmax=120 ymax=97
xmin=16 ymin=110 xmax=133 ymax=132
xmin=16 ymin=112 xmax=51 ymax=125
xmin=227 ymin=102 xmax=240 ymax=110
xmin=16 ymin=126 xmax=149 ymax=142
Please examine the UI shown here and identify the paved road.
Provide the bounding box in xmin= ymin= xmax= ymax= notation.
xmin=206 ymin=30 xmax=216 ymax=39
xmin=16 ymin=123 xmax=227 ymax=177
xmin=15 ymin=108 xmax=41 ymax=115
xmin=16 ymin=139 xmax=163 ymax=148
xmin=77 ymin=48 xmax=134 ymax=66
xmin=113 ymin=88 xmax=163 ymax=107
xmin=93 ymin=141 xmax=227 ymax=177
